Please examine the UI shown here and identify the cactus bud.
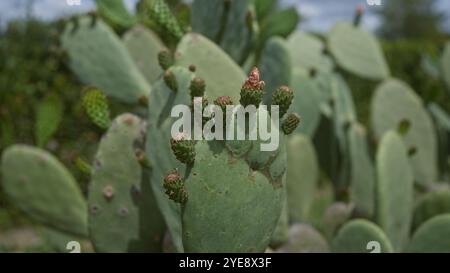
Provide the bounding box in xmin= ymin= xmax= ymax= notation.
xmin=82 ymin=86 xmax=111 ymax=129
xmin=74 ymin=156 xmax=92 ymax=175
xmin=170 ymin=133 xmax=195 ymax=165
xmin=397 ymin=119 xmax=411 ymax=136
xmin=158 ymin=49 xmax=174 ymax=70
xmin=353 ymin=4 xmax=364 ymax=26
xmin=163 ymin=169 xmax=187 ymax=204
xmin=189 ymin=77 xmax=206 ymax=98
xmin=240 ymin=67 xmax=265 ymax=108
xmin=88 ymin=11 xmax=97 ymax=27
xmin=189 ymin=64 xmax=196 ymax=72
xmin=138 ymin=95 xmax=149 ymax=107
xmin=281 ymin=113 xmax=301 ymax=135
xmin=135 ymin=149 xmax=152 ymax=169
xmin=272 ymin=86 xmax=294 ymax=118
xmin=214 ymin=96 xmax=233 ymax=113
xmin=164 ymin=70 xmax=178 ymax=92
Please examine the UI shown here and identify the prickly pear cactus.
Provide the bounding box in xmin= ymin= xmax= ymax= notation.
xmin=376 ymin=130 xmax=414 ymax=251
xmin=82 ymin=87 xmax=111 ymax=130
xmin=288 ymin=72 xmax=322 ymax=137
xmin=161 ymin=68 xmax=300 ymax=252
xmin=287 ymin=32 xmax=334 ymax=74
xmin=270 ymin=190 xmax=289 ymax=248
xmin=61 ymin=16 xmax=150 ymax=104
xmin=408 ymin=214 xmax=450 ymax=253
xmin=348 ymin=123 xmax=375 ymax=218
xmin=96 ymin=0 xmax=136 ymax=29
xmin=191 ymin=0 xmax=258 ymax=64
xmin=1 ymin=145 xmax=88 ymax=237
xmin=321 ymin=202 xmax=354 ymax=240
xmin=145 ymin=66 xmax=195 ymax=252
xmin=371 ymin=79 xmax=437 ymax=187
xmin=260 ymin=37 xmax=292 ymax=104
xmin=176 ymin=33 xmax=246 ymax=102
xmin=88 ymin=114 xmax=166 ymax=252
xmin=277 ymin=224 xmax=329 ymax=253
xmin=286 ymin=134 xmax=319 ymax=223
xmin=123 ymin=25 xmax=165 ymax=84
xmin=328 ymin=22 xmax=390 ymax=80
xmin=412 ymin=189 xmax=450 ymax=231
xmin=332 ymin=219 xmax=394 ymax=253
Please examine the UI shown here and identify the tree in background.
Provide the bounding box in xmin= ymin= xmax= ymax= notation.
xmin=377 ymin=0 xmax=446 ymax=40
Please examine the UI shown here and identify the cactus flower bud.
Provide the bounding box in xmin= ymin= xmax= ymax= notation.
xmin=82 ymin=86 xmax=111 ymax=129
xmin=240 ymin=67 xmax=265 ymax=108
xmin=170 ymin=133 xmax=195 ymax=165
xmin=164 ymin=70 xmax=178 ymax=92
xmin=281 ymin=113 xmax=301 ymax=135
xmin=353 ymin=4 xmax=364 ymax=26
xmin=272 ymin=86 xmax=294 ymax=118
xmin=163 ymin=169 xmax=187 ymax=204
xmin=158 ymin=49 xmax=174 ymax=70
xmin=189 ymin=77 xmax=206 ymax=98
xmin=214 ymin=96 xmax=233 ymax=113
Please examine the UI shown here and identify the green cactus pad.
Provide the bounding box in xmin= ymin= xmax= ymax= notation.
xmin=88 ymin=113 xmax=165 ymax=252
xmin=407 ymin=214 xmax=450 ymax=253
xmin=145 ymin=66 xmax=194 ymax=252
xmin=181 ymin=140 xmax=285 ymax=253
xmin=328 ymin=22 xmax=389 ymax=80
xmin=96 ymin=0 xmax=136 ymax=29
xmin=376 ymin=131 xmax=414 ymax=251
xmin=412 ymin=189 xmax=450 ymax=231
xmin=289 ymin=71 xmax=321 ymax=137
xmin=270 ymin=195 xmax=289 ymax=248
xmin=321 ymin=202 xmax=354 ymax=240
xmin=191 ymin=0 xmax=226 ymax=42
xmin=260 ymin=37 xmax=292 ymax=104
xmin=442 ymin=42 xmax=450 ymax=91
xmin=348 ymin=123 xmax=375 ymax=218
xmin=277 ymin=224 xmax=329 ymax=253
xmin=192 ymin=0 xmax=257 ymax=64
xmin=286 ymin=134 xmax=319 ymax=223
xmin=258 ymin=7 xmax=299 ymax=49
xmin=35 ymin=95 xmax=64 ymax=147
xmin=429 ymin=103 xmax=450 ymax=132
xmin=1 ymin=145 xmax=88 ymax=237
xmin=61 ymin=16 xmax=150 ymax=104
xmin=176 ymin=33 xmax=246 ymax=103
xmin=123 ymin=25 xmax=165 ymax=84
xmin=332 ymin=219 xmax=394 ymax=253
xmin=371 ymin=79 xmax=437 ymax=187
xmin=287 ymin=32 xmax=334 ymax=74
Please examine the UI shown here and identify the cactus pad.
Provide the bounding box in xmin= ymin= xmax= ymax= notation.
xmin=332 ymin=219 xmax=393 ymax=253
xmin=123 ymin=25 xmax=165 ymax=84
xmin=376 ymin=131 xmax=414 ymax=251
xmin=371 ymin=79 xmax=437 ymax=187
xmin=88 ymin=113 xmax=165 ymax=252
xmin=61 ymin=16 xmax=150 ymax=104
xmin=1 ymin=145 xmax=88 ymax=237
xmin=328 ymin=22 xmax=389 ymax=80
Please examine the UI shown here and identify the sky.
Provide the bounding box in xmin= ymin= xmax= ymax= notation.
xmin=0 ymin=0 xmax=449 ymax=33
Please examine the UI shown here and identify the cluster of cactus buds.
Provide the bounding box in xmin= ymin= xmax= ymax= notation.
xmin=240 ymin=67 xmax=265 ymax=107
xmin=163 ymin=169 xmax=187 ymax=204
xmin=170 ymin=133 xmax=196 ymax=165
